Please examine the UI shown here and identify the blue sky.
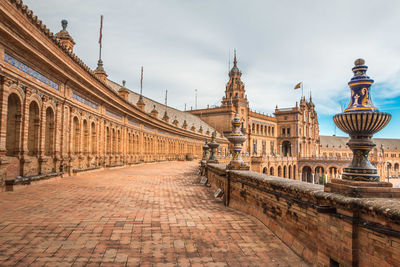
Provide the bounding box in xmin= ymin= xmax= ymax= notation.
xmin=23 ymin=0 xmax=400 ymax=139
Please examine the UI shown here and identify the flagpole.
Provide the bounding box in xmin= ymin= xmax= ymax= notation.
xmin=99 ymin=15 xmax=103 ymax=61
xmin=140 ymin=66 xmax=143 ymax=96
xmin=195 ymin=89 xmax=198 ymax=110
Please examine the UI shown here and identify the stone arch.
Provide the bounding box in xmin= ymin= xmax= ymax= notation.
xmin=44 ymin=106 xmax=55 ymax=156
xmin=302 ymin=166 xmax=312 ymax=183
xmin=283 ymin=165 xmax=287 ymax=178
xmin=262 ymin=167 xmax=267 ymax=174
xmin=27 ymin=100 xmax=40 ymax=156
xmin=394 ymin=163 xmax=399 ymax=172
xmin=7 ymin=82 xmax=25 ymax=102
xmin=27 ymin=93 xmax=43 ymax=108
xmin=6 ymin=93 xmax=22 ymax=156
xmin=270 ymin=167 xmax=274 ymax=175
xmin=327 ymin=165 xmax=339 ymax=179
xmin=288 ymin=165 xmax=292 ymax=179
xmin=278 ymin=166 xmax=282 ymax=177
xmin=314 ymin=166 xmax=325 ymax=183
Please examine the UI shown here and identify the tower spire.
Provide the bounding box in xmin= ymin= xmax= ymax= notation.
xmin=233 ymin=49 xmax=237 ymax=67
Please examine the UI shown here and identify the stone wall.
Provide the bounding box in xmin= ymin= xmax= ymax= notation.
xmin=204 ymin=164 xmax=400 ymax=266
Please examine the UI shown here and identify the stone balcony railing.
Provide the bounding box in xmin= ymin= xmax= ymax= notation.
xmin=202 ymin=163 xmax=400 ymax=267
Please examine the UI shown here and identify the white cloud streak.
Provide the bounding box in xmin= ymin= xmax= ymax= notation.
xmin=24 ymin=0 xmax=400 ymax=116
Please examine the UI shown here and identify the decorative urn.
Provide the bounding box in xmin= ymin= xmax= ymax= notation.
xmin=227 ymin=113 xmax=249 ymax=170
xmin=333 ymin=59 xmax=391 ymax=182
xmin=207 ymin=131 xmax=219 ymax=164
xmin=326 ymin=59 xmax=399 ymax=198
xmin=202 ymin=140 xmax=210 ymax=162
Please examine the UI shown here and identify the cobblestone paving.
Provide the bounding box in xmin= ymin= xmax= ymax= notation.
xmin=0 ymin=162 xmax=307 ymax=266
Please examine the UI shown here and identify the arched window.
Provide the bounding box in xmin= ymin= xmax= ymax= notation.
xmin=270 ymin=167 xmax=274 ymax=176
xmin=82 ymin=120 xmax=88 ymax=154
xmin=6 ymin=94 xmax=22 ymax=156
xmin=283 ymin=165 xmax=287 ymax=178
xmin=72 ymin=117 xmax=80 ymax=154
xmin=28 ymin=101 xmax=40 ymax=156
xmin=112 ymin=129 xmax=116 ymax=154
xmin=44 ymin=107 xmax=55 ymax=156
xmin=106 ymin=127 xmax=111 ymax=154
xmin=117 ymin=130 xmax=121 ymax=153
xmin=288 ymin=165 xmax=292 ymax=179
xmin=282 ymin=141 xmax=291 ymax=157
xmin=293 ymin=165 xmax=296 ymax=180
xmin=278 ymin=166 xmax=282 ymax=177
xmin=91 ymin=122 xmax=96 ymax=154
xmin=302 ymin=166 xmax=312 ymax=182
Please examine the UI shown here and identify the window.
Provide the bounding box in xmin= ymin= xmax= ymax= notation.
xmin=28 ymin=101 xmax=40 ymax=156
xmin=6 ymin=94 xmax=22 ymax=156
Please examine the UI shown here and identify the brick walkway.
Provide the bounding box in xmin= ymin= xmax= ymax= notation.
xmin=0 ymin=162 xmax=307 ymax=266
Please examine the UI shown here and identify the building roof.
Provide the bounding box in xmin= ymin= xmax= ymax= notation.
xmin=107 ymin=80 xmax=224 ymax=138
xmin=320 ymin=135 xmax=400 ymax=150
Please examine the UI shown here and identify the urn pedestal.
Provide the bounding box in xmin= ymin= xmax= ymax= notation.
xmin=324 ymin=59 xmax=400 ymax=198
xmin=207 ymin=131 xmax=219 ymax=164
xmin=227 ymin=113 xmax=249 ymax=170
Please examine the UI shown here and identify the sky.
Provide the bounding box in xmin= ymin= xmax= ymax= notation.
xmin=24 ymin=0 xmax=400 ymax=138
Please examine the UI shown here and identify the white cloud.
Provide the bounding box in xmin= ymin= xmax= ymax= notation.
xmin=24 ymin=0 xmax=400 ymax=117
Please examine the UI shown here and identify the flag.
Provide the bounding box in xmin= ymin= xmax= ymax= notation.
xmin=294 ymin=82 xmax=302 ymax=90
xmin=98 ymin=15 xmax=103 ymax=46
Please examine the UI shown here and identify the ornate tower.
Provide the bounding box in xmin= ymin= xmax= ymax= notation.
xmin=221 ymin=50 xmax=248 ymax=109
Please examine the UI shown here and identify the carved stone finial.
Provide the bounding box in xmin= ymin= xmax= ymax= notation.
xmin=61 ymin=19 xmax=68 ymax=30
xmin=354 ymin=58 xmax=365 ymax=66
xmin=207 ymin=131 xmax=220 ymax=164
xmin=226 ymin=113 xmax=248 ymax=170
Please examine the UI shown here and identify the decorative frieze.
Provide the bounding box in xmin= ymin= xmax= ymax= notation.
xmin=128 ymin=118 xmax=140 ymax=126
xmin=106 ymin=109 xmax=122 ymax=120
xmin=72 ymin=92 xmax=98 ymax=109
xmin=4 ymin=53 xmax=59 ymax=90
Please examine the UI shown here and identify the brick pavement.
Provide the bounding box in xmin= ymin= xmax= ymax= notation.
xmin=0 ymin=162 xmax=307 ymax=266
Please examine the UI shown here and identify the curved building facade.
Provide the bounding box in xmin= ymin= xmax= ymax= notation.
xmin=0 ymin=0 xmax=228 ymax=188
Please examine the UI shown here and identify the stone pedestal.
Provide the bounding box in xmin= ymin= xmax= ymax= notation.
xmin=325 ymin=179 xmax=400 ymax=198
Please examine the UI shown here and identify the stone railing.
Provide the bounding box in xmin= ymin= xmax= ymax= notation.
xmin=203 ymin=163 xmax=400 ymax=266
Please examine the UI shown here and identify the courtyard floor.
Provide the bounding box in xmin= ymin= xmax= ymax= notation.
xmin=0 ymin=161 xmax=307 ymax=266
